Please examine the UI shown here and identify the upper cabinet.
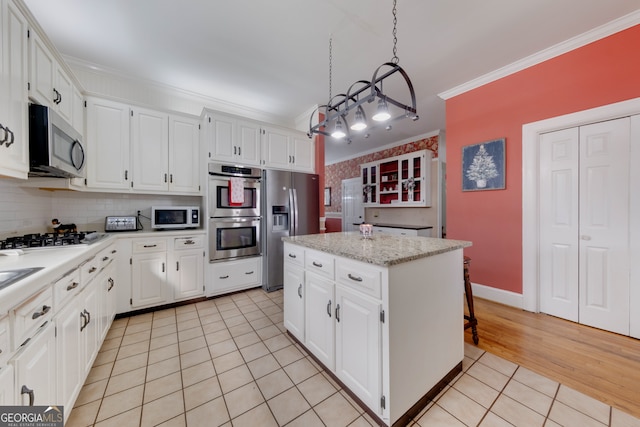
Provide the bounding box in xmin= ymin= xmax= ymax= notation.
xmin=168 ymin=114 xmax=200 ymax=193
xmin=261 ymin=125 xmax=314 ymax=173
xmin=0 ymin=0 xmax=29 ymax=179
xmin=361 ymin=150 xmax=432 ymax=207
xmin=204 ymin=112 xmax=261 ymax=167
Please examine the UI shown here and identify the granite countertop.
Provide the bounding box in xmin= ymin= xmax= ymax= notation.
xmin=353 ymin=223 xmax=434 ymax=230
xmin=283 ymin=232 xmax=471 ymax=267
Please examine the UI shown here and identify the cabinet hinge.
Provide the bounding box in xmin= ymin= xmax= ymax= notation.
xmin=130 ymin=298 xmax=133 ymax=305
xmin=380 ymin=310 xmax=385 ymax=323
xmin=381 ymin=395 xmax=386 ymax=409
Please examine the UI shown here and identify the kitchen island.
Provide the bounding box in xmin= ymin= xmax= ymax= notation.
xmin=282 ymin=232 xmax=471 ymax=426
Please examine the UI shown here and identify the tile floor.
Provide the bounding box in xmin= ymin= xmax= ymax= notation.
xmin=66 ymin=288 xmax=640 ymax=427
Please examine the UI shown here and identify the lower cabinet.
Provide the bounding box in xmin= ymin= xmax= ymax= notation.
xmin=171 ymin=236 xmax=205 ymax=301
xmin=208 ymin=256 xmax=261 ymax=296
xmin=304 ymin=272 xmax=336 ymax=370
xmin=0 ymin=365 xmax=14 ymax=405
xmin=13 ymin=322 xmax=57 ymax=406
xmin=131 ymin=238 xmax=168 ymax=308
xmin=283 ymin=263 xmax=305 ymax=342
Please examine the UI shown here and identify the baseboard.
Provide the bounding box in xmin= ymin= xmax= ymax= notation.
xmin=471 ymin=282 xmax=524 ymax=309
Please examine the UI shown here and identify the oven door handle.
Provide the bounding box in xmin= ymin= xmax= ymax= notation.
xmin=212 ymin=217 xmax=261 ymax=223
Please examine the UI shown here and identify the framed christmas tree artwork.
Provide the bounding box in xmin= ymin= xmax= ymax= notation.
xmin=462 ymin=138 xmax=505 ymax=191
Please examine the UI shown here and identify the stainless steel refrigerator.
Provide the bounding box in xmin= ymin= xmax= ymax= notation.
xmin=262 ymin=169 xmax=320 ymax=291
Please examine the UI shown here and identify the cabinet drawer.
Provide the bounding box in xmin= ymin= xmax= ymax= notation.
xmin=0 ymin=316 xmax=9 ymax=364
xmin=80 ymin=255 xmax=100 ymax=285
xmin=12 ymin=287 xmax=53 ymax=348
xmin=98 ymin=243 xmax=118 ymax=270
xmin=53 ymin=268 xmax=81 ymax=307
xmin=284 ymin=243 xmax=304 ymax=268
xmin=212 ymin=257 xmax=261 ymax=288
xmin=336 ymin=259 xmax=382 ymax=299
xmin=174 ymin=235 xmax=204 ymax=250
xmin=305 ymin=249 xmax=334 ymax=280
xmin=133 ymin=239 xmax=167 ymax=253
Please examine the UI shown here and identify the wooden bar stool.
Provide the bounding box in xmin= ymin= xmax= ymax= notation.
xmin=463 ymin=256 xmax=479 ymax=344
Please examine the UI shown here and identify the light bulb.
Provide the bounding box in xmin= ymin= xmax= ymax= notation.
xmin=372 ymin=98 xmax=391 ymax=121
xmin=350 ymin=107 xmax=367 ymax=131
xmin=331 ymin=118 xmax=346 ymax=139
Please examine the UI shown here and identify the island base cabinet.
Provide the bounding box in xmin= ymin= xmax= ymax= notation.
xmin=304 ymin=272 xmax=335 ymax=370
xmin=12 ymin=323 xmax=56 ymax=406
xmin=335 ymin=286 xmax=382 ymax=414
xmin=283 ymin=264 xmax=305 ymax=342
xmin=0 ymin=365 xmax=14 ymax=406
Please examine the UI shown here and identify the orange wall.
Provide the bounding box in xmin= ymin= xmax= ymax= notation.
xmin=446 ymin=25 xmax=640 ymax=294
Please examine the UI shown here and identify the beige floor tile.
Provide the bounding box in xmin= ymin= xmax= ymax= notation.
xmin=202 ymin=320 xmax=227 ymax=335
xmin=96 ymin=384 xmax=144 ymax=422
xmin=267 ymin=386 xmax=311 ymax=425
xmin=467 ymin=361 xmax=511 ymax=391
xmin=120 ymin=330 xmax=151 ymax=347
xmin=152 ymin=315 xmax=176 ymax=329
xmin=478 ymin=352 xmax=518 ymax=377
xmin=230 ymin=402 xmax=278 ymax=427
xmin=115 ymin=340 xmax=149 ymax=360
xmin=244 ymin=310 xmax=268 ymax=322
xmin=105 ymin=366 xmax=146 ymax=396
xmin=105 ymin=326 xmax=126 ymax=340
xmin=256 ymin=368 xmax=295 ymax=400
xmin=256 ymin=325 xmax=281 ymax=341
xmin=239 ymin=341 xmax=270 ymax=362
xmin=178 ymin=335 xmax=207 ymax=354
xmin=339 ymin=389 xmax=365 ymax=415
xmin=491 ymin=394 xmax=545 ymax=427
xmin=611 ymin=408 xmax=640 ymax=427
xmin=283 ymin=357 xmax=319 ymax=384
xmin=176 ymin=317 xmax=200 ymax=331
xmin=149 ymin=332 xmax=178 ymax=351
xmin=297 ymin=373 xmax=338 ymax=406
xmin=209 ymin=338 xmax=238 ymax=358
xmin=74 ymin=378 xmax=107 ymax=407
xmin=176 ymin=311 xmax=198 ymax=324
xmin=512 ymin=367 xmax=559 ymax=398
xmin=452 ymin=373 xmax=501 ymax=408
xmin=151 ymin=323 xmax=178 ymax=339
xmin=284 ymin=409 xmax=325 ymax=427
xmin=313 ymin=391 xmax=360 ymax=427
xmin=262 ymin=305 xmax=281 ymax=316
xmin=216 ymin=302 xmax=236 ymax=312
xmin=220 ymin=307 xmax=243 ymax=318
xmin=502 ymin=378 xmax=553 ymax=416
xmin=146 ymin=356 xmax=181 ymax=382
xmin=180 ymin=347 xmax=211 ymax=369
xmin=555 ymin=385 xmax=610 ymax=424
xmin=85 ymin=362 xmax=114 ymax=385
xmin=93 ymin=348 xmax=118 ymax=366
xmin=177 ymin=325 xmax=203 ymax=342
xmin=127 ymin=312 xmax=153 ymax=325
xmin=218 ymin=364 xmax=254 ymax=393
xmin=111 ymin=352 xmax=148 ymax=376
xmin=272 ymin=344 xmax=305 ymax=367
xmin=111 ymin=317 xmax=129 ymax=329
xmin=224 ymin=314 xmax=248 ymax=327
xmin=437 ymin=387 xmax=487 ymax=427
xmin=199 ymin=313 xmax=223 ymax=325
xmin=233 ymin=331 xmax=261 ymax=349
xmin=224 ymin=381 xmax=265 ymax=419
xmin=462 ymin=355 xmax=476 ymax=372
xmin=176 ymin=303 xmax=197 ymax=314
xmin=148 ymin=343 xmax=179 ymax=365
xmin=478 ymin=411 xmax=514 ymax=427
xmin=464 ymin=342 xmax=485 ymax=360
xmin=124 ymin=321 xmax=152 ymax=336
xmin=256 ymin=299 xmax=276 ymax=309
xmin=205 ymin=328 xmax=232 ymax=345
xmin=349 ymin=415 xmax=376 ymax=427
xmin=548 ymin=401 xmax=607 ymax=427
xmin=263 ymin=334 xmax=292 ymax=353
xmin=184 ymin=376 xmax=222 ymax=411
xmin=143 ymin=371 xmax=182 ymax=404
xmin=66 ymin=400 xmax=101 ymax=427
xmin=228 ymin=322 xmax=253 ymax=337
xmin=250 ymin=317 xmax=274 ymax=330
xmin=181 ymin=360 xmax=216 ymax=388
xmin=140 ymin=390 xmax=185 ymax=427
xmin=213 ymin=350 xmax=245 ymax=374
xmin=98 ymin=337 xmax=122 ymax=352
xmin=155 ymin=414 xmax=186 ymax=427
xmin=94 ymin=406 xmax=142 ymax=427
xmin=153 ymin=308 xmax=176 ymax=320
xmin=247 ymin=354 xmax=281 ymax=379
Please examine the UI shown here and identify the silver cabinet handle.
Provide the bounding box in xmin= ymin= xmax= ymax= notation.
xmin=298 ymin=284 xmax=302 ymax=298
xmin=348 ymin=273 xmax=363 ymax=282
xmin=312 ymin=261 xmax=323 ymax=268
xmin=336 ymin=304 xmax=341 ymax=322
xmin=327 ymin=300 xmax=332 ymax=317
xmin=32 ymin=305 xmax=51 ymax=320
xmin=21 ymin=385 xmax=34 ymax=406
xmin=66 ymin=282 xmax=79 ymax=291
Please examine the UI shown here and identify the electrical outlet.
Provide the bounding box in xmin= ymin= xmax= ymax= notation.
xmin=373 ymin=210 xmax=379 ymax=218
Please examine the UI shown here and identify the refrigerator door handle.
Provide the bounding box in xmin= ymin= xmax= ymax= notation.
xmin=291 ymin=188 xmax=299 ymax=236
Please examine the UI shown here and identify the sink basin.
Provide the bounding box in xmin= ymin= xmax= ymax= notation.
xmin=0 ymin=267 xmax=45 ymax=291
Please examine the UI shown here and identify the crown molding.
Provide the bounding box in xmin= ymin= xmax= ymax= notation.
xmin=438 ymin=10 xmax=640 ymax=100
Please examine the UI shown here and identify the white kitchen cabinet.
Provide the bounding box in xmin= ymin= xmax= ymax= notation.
xmin=56 ymin=293 xmax=82 ymax=412
xmin=261 ymin=125 xmax=315 ymax=173
xmin=0 ymin=316 xmax=9 ymax=366
xmin=13 ymin=322 xmax=56 ymax=406
xmin=86 ymin=97 xmax=131 ymax=190
xmin=170 ymin=236 xmax=204 ymax=301
xmin=208 ymin=256 xmax=262 ymax=296
xmin=205 ymin=112 xmax=261 ymax=167
xmin=169 ymin=114 xmax=201 ymax=193
xmin=131 ymin=239 xmax=168 ymax=309
xmin=372 ymin=226 xmax=432 ymax=238
xmin=283 ymin=263 xmax=305 ymax=342
xmin=131 ymin=106 xmax=169 ymax=192
xmin=101 ymin=264 xmax=117 ymax=340
xmin=80 ymin=284 xmax=99 ymax=374
xmin=0 ymin=0 xmax=29 ymax=180
xmin=0 ymin=364 xmax=14 ymax=405
xmin=304 ymin=271 xmax=335 ymax=370
xmin=361 ymin=161 xmax=378 ymax=206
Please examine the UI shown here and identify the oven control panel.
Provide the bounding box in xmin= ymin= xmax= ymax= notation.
xmin=105 ymin=216 xmax=138 ymax=232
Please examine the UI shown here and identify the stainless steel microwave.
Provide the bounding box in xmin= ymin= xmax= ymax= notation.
xmin=28 ymin=104 xmax=86 ymax=178
xmin=151 ymin=206 xmax=200 ymax=229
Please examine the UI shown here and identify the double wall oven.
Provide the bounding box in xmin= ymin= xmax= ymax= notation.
xmin=208 ymin=163 xmax=262 ymax=261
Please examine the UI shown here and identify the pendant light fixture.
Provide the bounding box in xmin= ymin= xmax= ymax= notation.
xmin=308 ymin=0 xmax=418 ymax=142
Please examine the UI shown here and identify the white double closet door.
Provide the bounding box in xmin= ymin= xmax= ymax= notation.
xmin=539 ymin=117 xmax=631 ymax=335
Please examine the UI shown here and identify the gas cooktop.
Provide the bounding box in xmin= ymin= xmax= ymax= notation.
xmin=0 ymin=231 xmax=106 ymax=250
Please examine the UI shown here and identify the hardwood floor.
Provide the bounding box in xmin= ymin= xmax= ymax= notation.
xmin=464 ymin=297 xmax=640 ymax=419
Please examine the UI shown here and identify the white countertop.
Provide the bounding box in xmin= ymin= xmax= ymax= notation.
xmin=283 ymin=232 xmax=471 ymax=267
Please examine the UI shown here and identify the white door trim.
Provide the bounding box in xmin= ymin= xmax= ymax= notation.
xmin=522 ymin=97 xmax=640 ymax=313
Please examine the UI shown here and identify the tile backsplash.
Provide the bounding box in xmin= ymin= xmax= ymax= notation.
xmin=0 ymin=179 xmax=201 ymax=238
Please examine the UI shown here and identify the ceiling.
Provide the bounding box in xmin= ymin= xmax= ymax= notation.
xmin=22 ymin=0 xmax=640 ymax=163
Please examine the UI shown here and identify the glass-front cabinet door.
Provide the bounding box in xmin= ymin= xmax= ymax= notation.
xmin=361 ymin=162 xmax=378 ymax=205
xmin=399 ymin=151 xmax=432 ymax=206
